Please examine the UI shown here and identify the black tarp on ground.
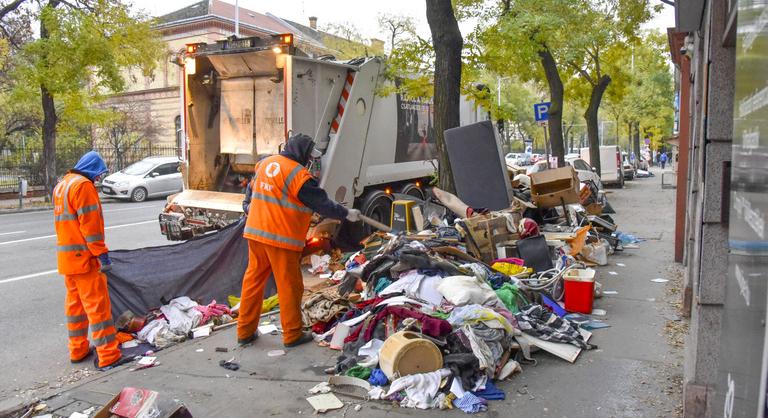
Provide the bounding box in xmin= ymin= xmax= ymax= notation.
xmin=106 ymin=218 xmax=276 ymax=318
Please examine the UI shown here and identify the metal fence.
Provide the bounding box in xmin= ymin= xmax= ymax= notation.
xmin=0 ymin=144 xmax=180 ymax=191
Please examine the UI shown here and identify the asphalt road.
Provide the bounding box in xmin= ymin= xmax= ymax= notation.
xmin=0 ymin=198 xmax=171 ymax=400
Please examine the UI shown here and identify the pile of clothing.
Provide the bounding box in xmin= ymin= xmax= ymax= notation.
xmin=117 ymin=297 xmax=233 ymax=350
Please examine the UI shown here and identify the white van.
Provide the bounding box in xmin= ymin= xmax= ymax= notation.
xmin=580 ymin=145 xmax=624 ymax=187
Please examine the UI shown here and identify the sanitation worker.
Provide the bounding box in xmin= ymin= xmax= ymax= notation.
xmin=238 ymin=134 xmax=361 ymax=347
xmin=53 ymin=151 xmax=122 ymax=370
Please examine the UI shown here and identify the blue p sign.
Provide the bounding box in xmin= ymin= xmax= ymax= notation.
xmin=534 ymin=102 xmax=551 ymax=122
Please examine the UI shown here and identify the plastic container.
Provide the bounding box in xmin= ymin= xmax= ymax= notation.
xmin=379 ymin=331 xmax=443 ymax=380
xmin=563 ymin=268 xmax=597 ymax=314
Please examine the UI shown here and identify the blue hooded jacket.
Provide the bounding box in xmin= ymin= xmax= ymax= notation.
xmin=72 ymin=151 xmax=108 ymax=181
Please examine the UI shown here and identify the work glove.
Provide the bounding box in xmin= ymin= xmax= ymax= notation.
xmin=346 ymin=209 xmax=362 ymax=222
xmin=98 ymin=253 xmax=113 ymax=273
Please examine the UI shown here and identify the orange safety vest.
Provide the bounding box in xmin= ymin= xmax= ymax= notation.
xmin=53 ymin=173 xmax=108 ymax=275
xmin=244 ymin=155 xmax=313 ymax=251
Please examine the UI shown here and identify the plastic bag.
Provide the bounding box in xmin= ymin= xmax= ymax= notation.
xmin=580 ymin=242 xmax=608 ymax=265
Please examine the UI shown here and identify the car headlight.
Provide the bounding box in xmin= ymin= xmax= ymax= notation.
xmin=116 ymin=181 xmax=129 ymax=188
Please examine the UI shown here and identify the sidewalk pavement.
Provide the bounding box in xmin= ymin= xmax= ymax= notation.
xmin=7 ymin=168 xmax=685 ymax=417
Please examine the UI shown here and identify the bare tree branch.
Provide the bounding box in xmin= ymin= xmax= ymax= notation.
xmin=0 ymin=0 xmax=26 ymax=20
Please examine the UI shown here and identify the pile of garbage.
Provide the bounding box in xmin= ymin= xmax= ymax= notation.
xmin=296 ymin=166 xmax=637 ymax=413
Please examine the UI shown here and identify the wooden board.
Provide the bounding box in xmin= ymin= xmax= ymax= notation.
xmin=517 ymin=328 xmax=593 ymax=363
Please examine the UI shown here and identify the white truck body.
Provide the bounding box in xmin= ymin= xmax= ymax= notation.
xmin=160 ymin=35 xmax=487 ymax=240
xmin=580 ymin=145 xmax=624 ymax=187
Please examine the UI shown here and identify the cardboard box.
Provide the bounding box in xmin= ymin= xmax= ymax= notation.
xmin=530 ymin=166 xmax=580 ymax=208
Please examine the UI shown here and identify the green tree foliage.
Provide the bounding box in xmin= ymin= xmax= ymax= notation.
xmin=5 ymin=0 xmax=162 ymax=195
xmin=602 ymin=29 xmax=674 ymax=153
xmin=563 ymin=0 xmax=656 ymax=172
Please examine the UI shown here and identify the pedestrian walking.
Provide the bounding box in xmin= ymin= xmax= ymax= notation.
xmin=237 ymin=134 xmax=361 ymax=347
xmin=53 ymin=151 xmax=123 ymax=370
xmin=660 ymin=152 xmax=668 ymax=169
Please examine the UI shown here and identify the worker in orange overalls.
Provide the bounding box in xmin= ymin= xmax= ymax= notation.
xmin=53 ymin=151 xmax=123 ymax=370
xmin=238 ymin=134 xmax=361 ymax=347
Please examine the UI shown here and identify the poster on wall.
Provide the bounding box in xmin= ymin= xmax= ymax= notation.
xmin=395 ymin=90 xmax=436 ymax=163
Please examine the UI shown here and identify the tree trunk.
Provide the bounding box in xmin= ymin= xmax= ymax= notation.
xmin=426 ymin=0 xmax=462 ymax=193
xmin=538 ymin=48 xmax=564 ymax=167
xmin=40 ymin=1 xmax=60 ymax=200
xmin=633 ymin=121 xmax=641 ymax=166
xmin=584 ymin=75 xmax=611 ymax=175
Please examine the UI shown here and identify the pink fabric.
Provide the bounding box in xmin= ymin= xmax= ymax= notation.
xmin=194 ymin=300 xmax=231 ymax=324
xmin=492 ymin=257 xmax=525 ymax=266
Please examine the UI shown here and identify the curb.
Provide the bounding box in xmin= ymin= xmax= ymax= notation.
xmin=0 ymin=206 xmax=53 ymax=214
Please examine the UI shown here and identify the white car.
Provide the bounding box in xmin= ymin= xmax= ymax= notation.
xmin=101 ymin=156 xmax=183 ymax=202
xmin=565 ymin=156 xmax=603 ymax=189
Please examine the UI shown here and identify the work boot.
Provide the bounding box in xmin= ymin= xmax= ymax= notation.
xmin=93 ymin=354 xmax=131 ymax=371
xmin=70 ymin=346 xmax=94 ymax=364
xmin=283 ymin=332 xmax=314 ymax=348
xmin=238 ymin=333 xmax=259 ymax=346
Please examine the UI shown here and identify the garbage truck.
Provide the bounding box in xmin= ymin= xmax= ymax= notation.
xmin=160 ymin=33 xmax=487 ymax=241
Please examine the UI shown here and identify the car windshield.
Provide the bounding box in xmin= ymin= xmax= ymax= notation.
xmin=123 ymin=160 xmax=156 ymax=176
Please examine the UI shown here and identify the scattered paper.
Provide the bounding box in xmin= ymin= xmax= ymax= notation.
xmin=121 ymin=340 xmax=139 ymax=349
xmin=647 ymin=298 xmax=656 ymax=302
xmin=608 ymin=271 xmax=618 ymax=276
xmin=616 ymin=263 xmax=626 ymax=267
xmin=319 ymin=273 xmax=332 ymax=279
xmin=268 ymin=349 xmax=286 ymax=357
xmin=191 ymin=324 xmax=212 ymax=338
xmin=306 ymin=393 xmax=344 ymax=413
xmin=258 ymin=324 xmax=279 ymax=334
xmin=137 ymin=356 xmax=157 ymax=366
xmin=68 ymin=413 xmax=88 ymax=418
xmin=651 ymin=278 xmax=669 ymax=283
xmin=195 ymin=348 xmax=204 ymax=352
xmin=602 ymin=290 xmax=618 ymax=295
xmin=591 ymin=309 xmax=607 ymax=316
xmin=308 ymin=382 xmax=332 ymax=394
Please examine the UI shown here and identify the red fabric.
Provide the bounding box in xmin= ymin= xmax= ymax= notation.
xmin=519 ymin=218 xmax=540 ymax=239
xmin=344 ymin=305 xmax=453 ymax=343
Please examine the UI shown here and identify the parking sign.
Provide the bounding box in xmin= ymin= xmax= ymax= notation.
xmin=534 ymin=102 xmax=551 ymax=125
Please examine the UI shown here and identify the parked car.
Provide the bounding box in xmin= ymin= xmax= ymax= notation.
xmin=101 ymin=156 xmax=183 ymax=202
xmin=505 ymin=153 xmax=522 ymax=166
xmin=621 ymin=152 xmax=635 ymax=180
xmin=526 ymin=160 xmax=549 ymax=175
xmin=565 ymin=156 xmax=603 ymax=189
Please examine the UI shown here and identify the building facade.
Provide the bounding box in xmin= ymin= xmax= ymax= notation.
xmin=671 ymin=0 xmax=768 ymax=416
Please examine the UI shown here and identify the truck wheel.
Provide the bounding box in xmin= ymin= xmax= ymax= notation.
xmin=131 ymin=187 xmax=147 ymax=202
xmin=400 ymin=183 xmax=424 ymax=200
xmin=619 ymin=173 xmax=625 ymax=188
xmin=360 ymin=189 xmax=393 ymax=235
xmin=337 ymin=189 xmax=394 ymax=248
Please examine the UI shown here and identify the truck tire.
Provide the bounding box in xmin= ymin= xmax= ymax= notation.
xmin=399 ymin=183 xmax=424 ymax=200
xmin=619 ymin=172 xmax=625 ymax=188
xmin=360 ymin=189 xmax=393 ymax=234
